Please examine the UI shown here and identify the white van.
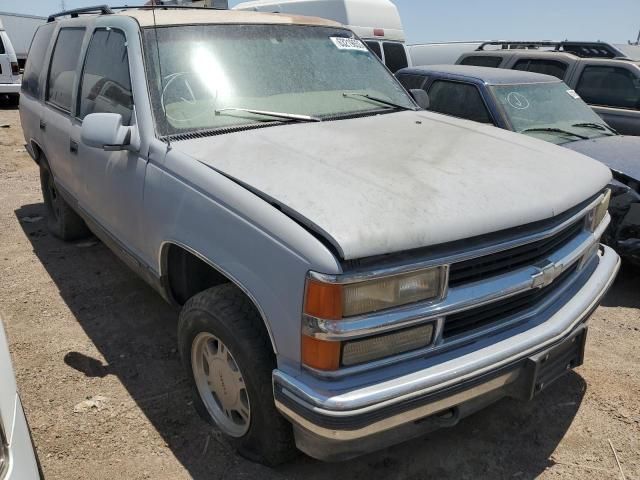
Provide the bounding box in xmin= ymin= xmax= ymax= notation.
xmin=233 ymin=0 xmax=411 ymax=72
xmin=0 ymin=19 xmax=20 ymax=105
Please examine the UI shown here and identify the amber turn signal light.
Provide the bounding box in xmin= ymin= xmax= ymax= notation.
xmin=304 ymin=279 xmax=343 ymax=320
xmin=301 ymin=335 xmax=341 ymax=371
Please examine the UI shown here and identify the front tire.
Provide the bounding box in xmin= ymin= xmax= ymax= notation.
xmin=178 ymin=284 xmax=296 ymax=466
xmin=39 ymin=159 xmax=90 ymax=240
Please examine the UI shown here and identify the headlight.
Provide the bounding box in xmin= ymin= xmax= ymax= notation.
xmin=304 ymin=266 xmax=446 ymax=320
xmin=301 ymin=266 xmax=446 ymax=371
xmin=587 ymin=189 xmax=611 ymax=232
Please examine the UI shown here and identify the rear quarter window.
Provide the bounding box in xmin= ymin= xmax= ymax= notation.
xmin=460 ymin=56 xmax=503 ymax=68
xmin=46 ymin=28 xmax=86 ymax=112
xmin=22 ymin=23 xmax=56 ymax=98
xmin=513 ymin=59 xmax=568 ymax=80
xmin=0 ymin=35 xmax=5 ymax=55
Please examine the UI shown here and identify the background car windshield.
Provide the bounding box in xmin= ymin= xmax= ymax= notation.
xmin=491 ymin=82 xmax=610 ymax=143
xmin=142 ymin=25 xmax=414 ymax=136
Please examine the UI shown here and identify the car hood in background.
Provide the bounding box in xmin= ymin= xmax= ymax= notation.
xmin=177 ymin=111 xmax=611 ymax=260
xmin=563 ymin=135 xmax=640 ymax=181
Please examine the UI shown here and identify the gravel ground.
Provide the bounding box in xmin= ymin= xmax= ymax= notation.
xmin=0 ymin=104 xmax=639 ymax=480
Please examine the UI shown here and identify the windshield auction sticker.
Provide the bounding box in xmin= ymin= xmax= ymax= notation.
xmin=330 ymin=37 xmax=368 ymax=52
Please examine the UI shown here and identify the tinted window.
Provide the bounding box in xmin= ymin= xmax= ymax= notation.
xmin=79 ymin=29 xmax=133 ymax=125
xmin=46 ymin=28 xmax=85 ymax=112
xmin=0 ymin=36 xmax=5 ymax=55
xmin=460 ymin=56 xmax=503 ymax=68
xmin=428 ymin=80 xmax=492 ymax=123
xmin=383 ymin=42 xmax=408 ymax=73
xmin=366 ymin=41 xmax=382 ymax=60
xmin=576 ymin=66 xmax=640 ymax=110
xmin=397 ymin=73 xmax=427 ymax=90
xmin=513 ymin=59 xmax=567 ymax=79
xmin=22 ymin=23 xmax=56 ymax=98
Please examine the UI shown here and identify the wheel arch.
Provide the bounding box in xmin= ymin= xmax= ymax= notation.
xmin=159 ymin=241 xmax=278 ymax=354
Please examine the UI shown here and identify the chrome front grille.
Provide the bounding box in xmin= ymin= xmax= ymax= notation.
xmin=444 ymin=263 xmax=580 ymax=339
xmin=448 ymin=220 xmax=584 ymax=287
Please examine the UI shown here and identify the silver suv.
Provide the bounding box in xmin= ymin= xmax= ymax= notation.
xmin=457 ymin=41 xmax=640 ymax=136
xmin=20 ymin=6 xmax=619 ymax=465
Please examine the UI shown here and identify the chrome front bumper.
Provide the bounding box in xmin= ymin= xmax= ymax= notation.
xmin=273 ymin=245 xmax=620 ymax=461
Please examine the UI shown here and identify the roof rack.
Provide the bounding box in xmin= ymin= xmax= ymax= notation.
xmin=47 ymin=5 xmax=114 ymax=22
xmin=476 ymin=41 xmax=628 ymax=59
xmin=110 ymin=5 xmax=226 ymax=11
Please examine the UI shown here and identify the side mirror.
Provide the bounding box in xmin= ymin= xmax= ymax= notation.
xmin=409 ymin=89 xmax=430 ymax=110
xmin=81 ymin=113 xmax=133 ymax=151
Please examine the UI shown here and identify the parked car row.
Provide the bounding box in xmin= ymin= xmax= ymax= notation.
xmin=13 ymin=4 xmax=622 ymax=469
xmin=396 ymin=65 xmax=640 ymax=265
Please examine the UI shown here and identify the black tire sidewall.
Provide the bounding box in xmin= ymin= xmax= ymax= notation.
xmin=178 ymin=297 xmax=291 ymax=464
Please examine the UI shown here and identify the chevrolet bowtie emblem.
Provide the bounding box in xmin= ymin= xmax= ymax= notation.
xmin=531 ymin=261 xmax=563 ymax=289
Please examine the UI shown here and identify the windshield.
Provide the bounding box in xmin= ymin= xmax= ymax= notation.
xmin=490 ymin=82 xmax=614 ymax=144
xmin=142 ymin=25 xmax=415 ymax=136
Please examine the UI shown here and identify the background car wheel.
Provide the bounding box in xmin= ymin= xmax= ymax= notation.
xmin=178 ymin=284 xmax=297 ymax=466
xmin=39 ymin=159 xmax=90 ymax=241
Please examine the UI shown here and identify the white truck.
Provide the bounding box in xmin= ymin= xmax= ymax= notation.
xmin=233 ymin=0 xmax=411 ymax=72
xmin=0 ymin=12 xmax=46 ymax=71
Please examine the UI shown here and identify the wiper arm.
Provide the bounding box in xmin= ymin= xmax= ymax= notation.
xmin=521 ymin=127 xmax=589 ymax=140
xmin=342 ymin=92 xmax=417 ymax=111
xmin=572 ymin=122 xmax=618 ymax=135
xmin=215 ymin=108 xmax=321 ymax=123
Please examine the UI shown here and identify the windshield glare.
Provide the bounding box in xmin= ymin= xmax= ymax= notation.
xmin=142 ymin=25 xmax=415 ymax=136
xmin=490 ymin=82 xmax=611 ymax=143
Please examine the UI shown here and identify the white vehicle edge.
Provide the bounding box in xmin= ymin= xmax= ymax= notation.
xmin=0 ymin=316 xmax=40 ymax=479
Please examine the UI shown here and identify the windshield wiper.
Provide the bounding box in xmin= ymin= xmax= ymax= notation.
xmin=521 ymin=127 xmax=589 ymax=140
xmin=572 ymin=122 xmax=618 ymax=135
xmin=342 ymin=92 xmax=417 ymax=111
xmin=214 ymin=108 xmax=321 ymax=123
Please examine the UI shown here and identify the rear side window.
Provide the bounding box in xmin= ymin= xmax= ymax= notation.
xmin=428 ymin=80 xmax=493 ymax=123
xmin=397 ymin=73 xmax=427 ymax=90
xmin=78 ymin=29 xmax=133 ymax=125
xmin=0 ymin=35 xmax=5 ymax=55
xmin=460 ymin=56 xmax=503 ymax=68
xmin=46 ymin=28 xmax=85 ymax=112
xmin=513 ymin=59 xmax=568 ymax=79
xmin=576 ymin=66 xmax=640 ymax=110
xmin=22 ymin=23 xmax=56 ymax=99
xmin=383 ymin=42 xmax=408 ymax=73
xmin=366 ymin=41 xmax=382 ymax=60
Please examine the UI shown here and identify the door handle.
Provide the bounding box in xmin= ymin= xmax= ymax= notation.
xmin=70 ymin=140 xmax=78 ymax=154
xmin=39 ymin=119 xmax=47 ymax=131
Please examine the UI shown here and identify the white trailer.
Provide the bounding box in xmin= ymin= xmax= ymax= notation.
xmin=0 ymin=12 xmax=46 ymax=69
xmin=233 ymin=0 xmax=411 ymax=72
xmin=407 ymin=42 xmax=487 ymax=67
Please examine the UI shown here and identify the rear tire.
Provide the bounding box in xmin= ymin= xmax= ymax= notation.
xmin=39 ymin=159 xmax=90 ymax=241
xmin=178 ymin=284 xmax=297 ymax=466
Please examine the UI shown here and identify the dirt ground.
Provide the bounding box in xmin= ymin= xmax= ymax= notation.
xmin=0 ymin=103 xmax=638 ymax=480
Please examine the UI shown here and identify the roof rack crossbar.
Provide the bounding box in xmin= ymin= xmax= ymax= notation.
xmin=47 ymin=5 xmax=114 ymax=22
xmin=110 ymin=5 xmax=227 ymax=11
xmin=476 ymin=40 xmax=628 ymax=59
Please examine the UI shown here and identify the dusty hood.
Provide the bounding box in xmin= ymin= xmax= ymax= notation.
xmin=176 ymin=111 xmax=611 ymax=260
xmin=563 ymin=135 xmax=640 ymax=181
